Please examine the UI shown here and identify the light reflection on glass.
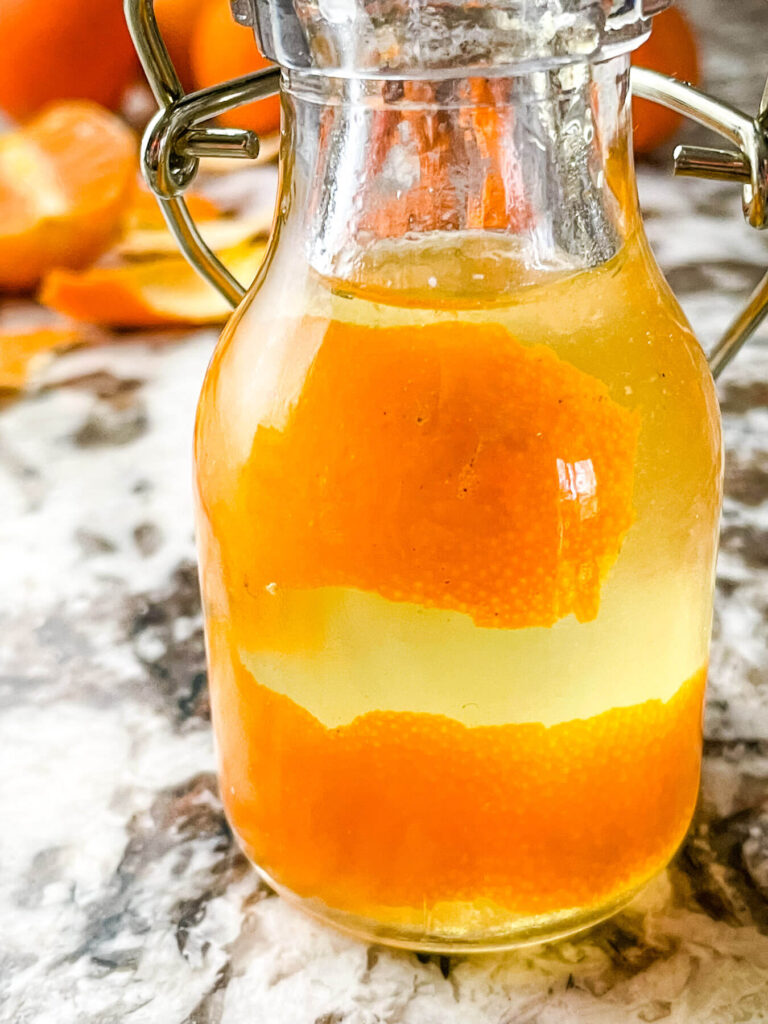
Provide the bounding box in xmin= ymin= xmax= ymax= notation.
xmin=557 ymin=457 xmax=598 ymax=518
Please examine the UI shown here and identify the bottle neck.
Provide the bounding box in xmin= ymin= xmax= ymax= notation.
xmin=273 ymin=55 xmax=640 ymax=305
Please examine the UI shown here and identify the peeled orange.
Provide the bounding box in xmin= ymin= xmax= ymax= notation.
xmin=0 ymin=103 xmax=137 ymax=292
xmin=0 ymin=0 xmax=138 ymax=121
xmin=190 ymin=0 xmax=281 ymax=136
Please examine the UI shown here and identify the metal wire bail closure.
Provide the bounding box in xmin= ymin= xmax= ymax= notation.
xmin=124 ymin=0 xmax=280 ymax=305
xmin=125 ymin=0 xmax=768 ymax=378
xmin=632 ymin=67 xmax=768 ymax=378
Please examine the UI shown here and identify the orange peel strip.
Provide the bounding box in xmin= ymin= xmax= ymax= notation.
xmin=226 ymin=319 xmax=639 ymax=630
xmin=217 ymin=644 xmax=705 ymax=916
xmin=0 ymin=327 xmax=81 ymax=390
xmin=40 ymin=238 xmax=268 ymax=328
xmin=123 ymin=183 xmax=222 ymax=233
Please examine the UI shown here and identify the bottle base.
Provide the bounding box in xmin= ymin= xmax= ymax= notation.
xmin=249 ymin=859 xmax=644 ymax=954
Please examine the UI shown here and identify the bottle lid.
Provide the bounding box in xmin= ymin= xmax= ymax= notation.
xmin=232 ymin=0 xmax=672 ymax=77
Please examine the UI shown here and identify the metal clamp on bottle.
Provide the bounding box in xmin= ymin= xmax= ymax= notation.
xmin=125 ymin=0 xmax=279 ymax=305
xmin=632 ymin=67 xmax=768 ymax=377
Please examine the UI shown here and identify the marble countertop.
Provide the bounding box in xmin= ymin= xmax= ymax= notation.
xmin=3 ymin=2 xmax=768 ymax=1021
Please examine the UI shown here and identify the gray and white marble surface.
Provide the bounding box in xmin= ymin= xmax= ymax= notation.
xmin=3 ymin=2 xmax=768 ymax=1020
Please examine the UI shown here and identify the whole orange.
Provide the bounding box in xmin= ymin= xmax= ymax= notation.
xmin=190 ymin=0 xmax=281 ymax=136
xmin=155 ymin=0 xmax=210 ymax=90
xmin=0 ymin=0 xmax=139 ymax=121
xmin=632 ymin=7 xmax=701 ymax=154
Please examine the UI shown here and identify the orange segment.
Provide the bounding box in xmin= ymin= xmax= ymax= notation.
xmin=0 ymin=327 xmax=81 ymax=390
xmin=40 ymin=238 xmax=268 ymax=328
xmin=215 ymin=636 xmax=705 ymax=916
xmin=0 ymin=103 xmax=137 ymax=292
xmin=226 ymin=320 xmax=639 ymax=630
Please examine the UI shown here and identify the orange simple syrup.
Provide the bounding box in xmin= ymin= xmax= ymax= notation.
xmin=195 ymin=228 xmax=721 ymax=942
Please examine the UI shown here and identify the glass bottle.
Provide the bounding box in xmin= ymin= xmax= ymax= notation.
xmin=190 ymin=3 xmax=723 ymax=950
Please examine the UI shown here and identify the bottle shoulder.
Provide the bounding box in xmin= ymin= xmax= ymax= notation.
xmin=195 ymin=229 xmax=720 ymax=485
xmin=203 ymin=229 xmax=710 ymax=389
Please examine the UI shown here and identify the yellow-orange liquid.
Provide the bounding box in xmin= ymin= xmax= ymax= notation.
xmin=195 ymin=228 xmax=722 ymax=947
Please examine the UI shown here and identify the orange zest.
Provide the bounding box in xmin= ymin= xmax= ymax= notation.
xmin=227 ymin=320 xmax=639 ymax=629
xmin=40 ymin=238 xmax=268 ymax=329
xmin=0 ymin=327 xmax=81 ymax=390
xmin=0 ymin=103 xmax=137 ymax=292
xmin=216 ymin=646 xmax=705 ymax=916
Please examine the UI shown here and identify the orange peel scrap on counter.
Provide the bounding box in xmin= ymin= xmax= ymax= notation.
xmin=40 ymin=234 xmax=268 ymax=328
xmin=0 ymin=326 xmax=82 ymax=390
